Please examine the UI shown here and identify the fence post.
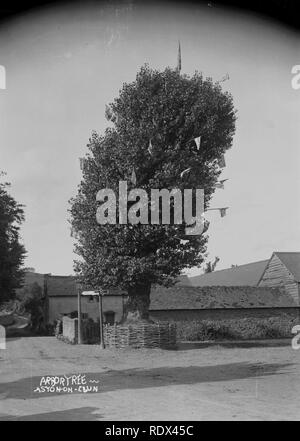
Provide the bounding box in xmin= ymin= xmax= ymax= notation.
xmin=77 ymin=289 xmax=82 ymax=344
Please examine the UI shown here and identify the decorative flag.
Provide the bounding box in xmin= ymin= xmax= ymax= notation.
xmin=148 ymin=139 xmax=154 ymax=156
xmin=206 ymin=207 xmax=229 ymax=217
xmin=220 ymin=73 xmax=230 ymax=82
xmin=215 ymin=179 xmax=228 ymax=189
xmin=194 ymin=136 xmax=201 ymax=150
xmin=105 ymin=104 xmax=113 ymax=121
xmin=180 ymin=167 xmax=191 ymax=179
xmin=177 ymin=41 xmax=181 ymax=73
xmin=220 ymin=207 xmax=229 ymax=218
xmin=130 ymin=168 xmax=137 ymax=186
xmin=79 ymin=158 xmax=85 ymax=171
xmin=217 ymin=154 xmax=226 ymax=168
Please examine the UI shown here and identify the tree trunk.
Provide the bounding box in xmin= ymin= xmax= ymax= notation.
xmin=123 ymin=283 xmax=153 ymax=323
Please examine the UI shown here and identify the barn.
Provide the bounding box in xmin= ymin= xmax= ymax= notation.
xmin=258 ymin=252 xmax=300 ymax=302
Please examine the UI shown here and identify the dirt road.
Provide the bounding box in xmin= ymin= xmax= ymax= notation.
xmin=0 ymin=336 xmax=299 ymax=420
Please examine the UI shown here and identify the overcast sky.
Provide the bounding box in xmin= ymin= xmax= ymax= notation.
xmin=0 ymin=1 xmax=299 ymax=276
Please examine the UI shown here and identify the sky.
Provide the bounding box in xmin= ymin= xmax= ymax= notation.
xmin=0 ymin=0 xmax=299 ymax=276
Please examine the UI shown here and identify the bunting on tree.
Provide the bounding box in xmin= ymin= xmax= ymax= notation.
xmin=219 ymin=73 xmax=230 ymax=83
xmin=194 ymin=136 xmax=201 ymax=150
xmin=180 ymin=167 xmax=191 ymax=179
xmin=79 ymin=157 xmax=86 ymax=171
xmin=206 ymin=207 xmax=229 ymax=217
xmin=215 ymin=179 xmax=228 ymax=189
xmin=105 ymin=104 xmax=113 ymax=121
xmin=220 ymin=207 xmax=229 ymax=217
xmin=217 ymin=154 xmax=226 ymax=168
xmin=130 ymin=168 xmax=137 ymax=186
xmin=148 ymin=139 xmax=154 ymax=156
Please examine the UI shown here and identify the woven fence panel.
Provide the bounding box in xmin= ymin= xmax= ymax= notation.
xmin=104 ymin=322 xmax=177 ymax=349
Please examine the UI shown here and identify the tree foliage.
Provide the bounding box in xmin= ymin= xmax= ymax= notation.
xmin=0 ymin=173 xmax=26 ymax=304
xmin=69 ymin=66 xmax=236 ymax=320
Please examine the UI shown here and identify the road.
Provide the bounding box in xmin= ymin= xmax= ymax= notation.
xmin=0 ymin=336 xmax=299 ymax=420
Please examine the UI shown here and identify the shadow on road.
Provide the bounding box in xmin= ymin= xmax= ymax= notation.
xmin=0 ymin=407 xmax=101 ymax=421
xmin=177 ymin=339 xmax=291 ymax=350
xmin=0 ymin=361 xmax=292 ymax=400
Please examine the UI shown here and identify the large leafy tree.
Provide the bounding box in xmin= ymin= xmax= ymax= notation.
xmin=70 ymin=65 xmax=236 ymax=322
xmin=0 ymin=173 xmax=26 ymax=304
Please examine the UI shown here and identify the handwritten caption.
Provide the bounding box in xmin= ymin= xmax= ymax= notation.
xmin=33 ymin=374 xmax=99 ymax=394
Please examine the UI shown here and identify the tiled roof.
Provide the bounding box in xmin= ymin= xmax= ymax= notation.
xmin=149 ymin=285 xmax=297 ymax=310
xmin=188 ymin=260 xmax=269 ymax=287
xmin=46 ymin=275 xmax=125 ymax=297
xmin=274 ymin=252 xmax=300 ymax=282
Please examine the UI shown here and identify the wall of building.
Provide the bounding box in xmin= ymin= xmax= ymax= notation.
xmin=258 ymin=254 xmax=299 ymax=303
xmin=48 ymin=295 xmax=124 ymax=324
xmin=150 ymin=307 xmax=300 ymax=322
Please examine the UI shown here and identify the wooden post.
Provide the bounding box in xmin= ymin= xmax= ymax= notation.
xmin=99 ymin=293 xmax=105 ymax=349
xmin=77 ymin=288 xmax=82 ymax=344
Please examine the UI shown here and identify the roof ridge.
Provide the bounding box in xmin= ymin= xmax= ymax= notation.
xmin=274 ymin=251 xmax=300 ymax=254
xmin=190 ymin=259 xmax=269 ymax=278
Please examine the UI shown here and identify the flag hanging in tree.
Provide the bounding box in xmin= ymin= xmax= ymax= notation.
xmin=148 ymin=139 xmax=154 ymax=156
xmin=220 ymin=73 xmax=230 ymax=82
xmin=105 ymin=104 xmax=113 ymax=121
xmin=206 ymin=207 xmax=229 ymax=217
xmin=180 ymin=167 xmax=191 ymax=179
xmin=130 ymin=168 xmax=137 ymax=185
xmin=79 ymin=158 xmax=86 ymax=171
xmin=215 ymin=179 xmax=228 ymax=189
xmin=194 ymin=136 xmax=201 ymax=150
xmin=220 ymin=207 xmax=229 ymax=217
xmin=218 ymin=154 xmax=226 ymax=168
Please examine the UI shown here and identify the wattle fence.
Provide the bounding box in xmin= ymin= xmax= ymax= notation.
xmin=60 ymin=316 xmax=177 ymax=349
xmin=104 ymin=322 xmax=177 ymax=349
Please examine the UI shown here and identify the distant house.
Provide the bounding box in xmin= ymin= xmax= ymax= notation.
xmin=17 ymin=273 xmax=126 ymax=325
